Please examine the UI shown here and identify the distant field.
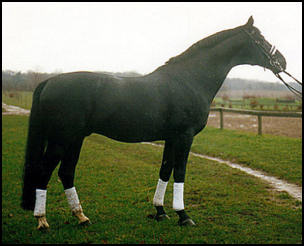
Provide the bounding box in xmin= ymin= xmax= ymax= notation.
xmin=2 ymin=91 xmax=32 ymax=110
xmin=217 ymin=89 xmax=300 ymax=100
xmin=213 ymin=96 xmax=301 ymax=111
xmin=2 ymin=115 xmax=302 ymax=244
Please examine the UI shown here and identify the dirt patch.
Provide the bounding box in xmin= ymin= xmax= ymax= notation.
xmin=207 ymin=111 xmax=302 ymax=138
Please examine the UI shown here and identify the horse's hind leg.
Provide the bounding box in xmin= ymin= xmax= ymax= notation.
xmin=34 ymin=142 xmax=63 ymax=230
xmin=58 ymin=137 xmax=90 ymax=225
xmin=153 ymin=140 xmax=174 ymax=221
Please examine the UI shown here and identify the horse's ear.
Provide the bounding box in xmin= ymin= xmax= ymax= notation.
xmin=246 ymin=16 xmax=254 ymax=27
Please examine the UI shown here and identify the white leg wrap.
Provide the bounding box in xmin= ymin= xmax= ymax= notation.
xmin=64 ymin=187 xmax=82 ymax=213
xmin=153 ymin=179 xmax=168 ymax=206
xmin=34 ymin=189 xmax=47 ymax=217
xmin=173 ymin=182 xmax=184 ymax=211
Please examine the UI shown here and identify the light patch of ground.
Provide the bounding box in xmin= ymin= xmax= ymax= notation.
xmin=208 ymin=112 xmax=302 ymax=138
xmin=2 ymin=103 xmax=30 ymax=115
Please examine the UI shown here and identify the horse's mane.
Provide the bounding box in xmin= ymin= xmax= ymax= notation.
xmin=166 ymin=26 xmax=243 ymax=65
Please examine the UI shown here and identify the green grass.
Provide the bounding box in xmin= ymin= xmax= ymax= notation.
xmin=192 ymin=128 xmax=302 ymax=186
xmin=2 ymin=115 xmax=302 ymax=244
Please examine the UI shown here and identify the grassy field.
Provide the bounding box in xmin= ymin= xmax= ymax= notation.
xmin=192 ymin=128 xmax=302 ymax=186
xmin=2 ymin=115 xmax=302 ymax=244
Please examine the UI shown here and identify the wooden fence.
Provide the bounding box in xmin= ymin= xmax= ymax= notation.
xmin=210 ymin=107 xmax=302 ymax=135
xmin=212 ymin=100 xmax=301 ymax=111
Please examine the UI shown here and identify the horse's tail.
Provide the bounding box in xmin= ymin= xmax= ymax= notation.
xmin=21 ymin=80 xmax=48 ymax=210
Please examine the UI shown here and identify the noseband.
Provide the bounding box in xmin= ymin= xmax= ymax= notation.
xmin=243 ymin=29 xmax=302 ymax=99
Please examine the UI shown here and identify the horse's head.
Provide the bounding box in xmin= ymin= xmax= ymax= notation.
xmin=240 ymin=16 xmax=286 ymax=74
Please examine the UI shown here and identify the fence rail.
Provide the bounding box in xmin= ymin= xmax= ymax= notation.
xmin=210 ymin=107 xmax=302 ymax=135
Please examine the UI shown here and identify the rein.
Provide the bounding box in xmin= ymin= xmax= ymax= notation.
xmin=274 ymin=72 xmax=302 ymax=99
xmin=243 ymin=29 xmax=302 ymax=100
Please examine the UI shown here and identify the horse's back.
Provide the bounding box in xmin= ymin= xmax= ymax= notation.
xmin=36 ymin=70 xmax=207 ymax=143
xmin=40 ymin=72 xmax=104 ymax=100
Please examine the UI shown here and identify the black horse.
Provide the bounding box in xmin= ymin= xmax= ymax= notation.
xmin=22 ymin=16 xmax=286 ymax=229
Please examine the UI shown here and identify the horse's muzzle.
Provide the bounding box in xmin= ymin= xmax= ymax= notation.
xmin=270 ymin=49 xmax=286 ymax=74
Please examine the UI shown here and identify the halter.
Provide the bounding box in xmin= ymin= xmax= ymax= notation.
xmin=242 ymin=29 xmax=302 ymax=99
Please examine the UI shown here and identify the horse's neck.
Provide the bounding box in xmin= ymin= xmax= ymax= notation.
xmin=159 ymin=34 xmax=244 ymax=103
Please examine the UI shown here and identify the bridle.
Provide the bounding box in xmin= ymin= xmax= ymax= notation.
xmin=243 ymin=29 xmax=302 ymax=99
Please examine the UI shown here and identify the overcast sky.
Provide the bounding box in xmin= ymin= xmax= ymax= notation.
xmin=2 ymin=2 xmax=302 ymax=82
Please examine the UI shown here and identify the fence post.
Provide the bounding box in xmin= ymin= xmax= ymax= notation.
xmin=219 ymin=108 xmax=224 ymax=129
xmin=258 ymin=115 xmax=262 ymax=135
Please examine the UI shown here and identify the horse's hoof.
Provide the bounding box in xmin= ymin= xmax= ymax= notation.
xmin=73 ymin=211 xmax=90 ymax=226
xmin=155 ymin=213 xmax=170 ymax=222
xmin=37 ymin=225 xmax=49 ymax=231
xmin=79 ymin=219 xmax=91 ymax=226
xmin=36 ymin=216 xmax=50 ymax=231
xmin=178 ymin=218 xmax=196 ymax=226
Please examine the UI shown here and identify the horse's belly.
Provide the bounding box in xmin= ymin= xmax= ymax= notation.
xmin=92 ymin=116 xmax=166 ymax=143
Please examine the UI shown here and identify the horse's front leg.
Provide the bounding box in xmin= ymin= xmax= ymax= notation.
xmin=172 ymin=133 xmax=196 ymax=226
xmin=152 ymin=140 xmax=174 ymax=221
